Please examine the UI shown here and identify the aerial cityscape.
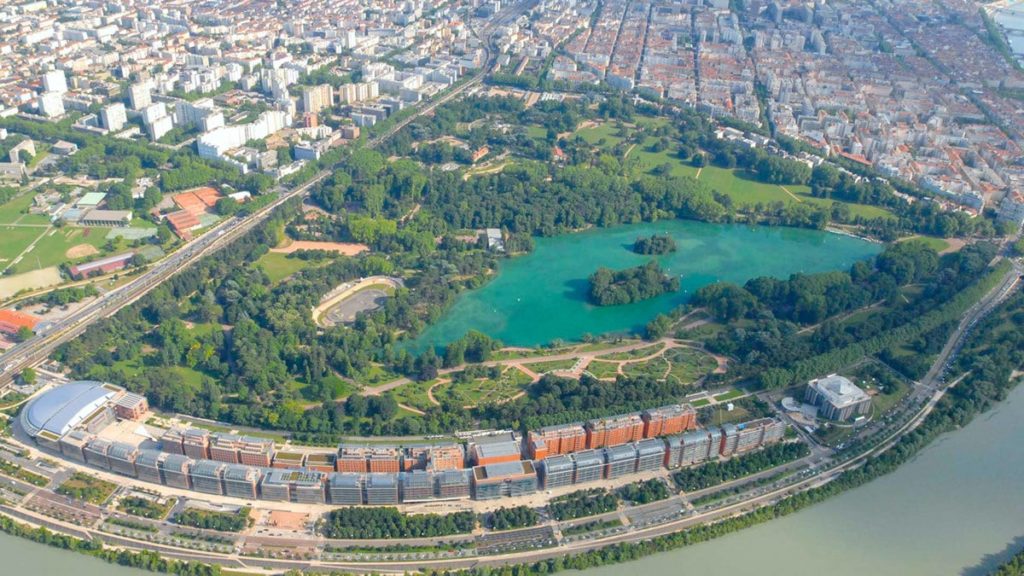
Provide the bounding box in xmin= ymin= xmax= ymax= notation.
xmin=0 ymin=0 xmax=1022 ymax=574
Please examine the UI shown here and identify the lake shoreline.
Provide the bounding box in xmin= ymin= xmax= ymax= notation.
xmin=409 ymin=219 xmax=881 ymax=351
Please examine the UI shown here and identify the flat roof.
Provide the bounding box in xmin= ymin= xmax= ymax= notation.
xmin=78 ymin=191 xmax=106 ymax=206
xmin=475 ymin=460 xmax=535 ymax=480
xmin=70 ymin=252 xmax=135 ymax=273
xmin=475 ymin=440 xmax=521 ymax=459
xmin=811 ymin=374 xmax=870 ymax=408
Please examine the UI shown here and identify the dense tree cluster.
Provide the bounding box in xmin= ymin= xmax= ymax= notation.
xmin=687 ymin=242 xmax=998 ymax=387
xmin=35 ymin=285 xmax=98 ymax=307
xmin=318 ymin=507 xmax=476 ymax=539
xmin=632 ymin=234 xmax=677 ymax=255
xmin=479 ymin=373 xmax=693 ymax=431
xmin=548 ymin=489 xmax=620 ymax=521
xmin=173 ymin=508 xmax=251 ymax=532
xmin=486 ymin=506 xmax=540 ymax=531
xmin=992 ymin=547 xmax=1024 ymax=576
xmin=588 ymin=261 xmax=680 ymax=306
xmin=672 ymin=443 xmax=811 ymax=491
xmin=442 ymin=330 xmax=502 ymax=367
xmin=617 ymin=479 xmax=671 ymax=504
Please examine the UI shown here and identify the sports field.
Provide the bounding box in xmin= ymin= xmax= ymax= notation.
xmin=8 ymin=226 xmax=111 ymax=275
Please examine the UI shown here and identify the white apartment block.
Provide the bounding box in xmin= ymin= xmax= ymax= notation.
xmin=196 ymin=110 xmax=291 ymax=160
xmin=128 ymin=83 xmax=152 ymax=110
xmin=100 ymin=102 xmax=127 ymax=132
xmin=37 ymin=91 xmax=64 ymax=117
xmin=42 ymin=70 xmax=68 ymax=94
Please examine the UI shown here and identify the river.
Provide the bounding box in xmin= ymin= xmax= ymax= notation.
xmin=4 ymin=384 xmax=1023 ymax=575
xmin=411 ymin=220 xmax=880 ymax=350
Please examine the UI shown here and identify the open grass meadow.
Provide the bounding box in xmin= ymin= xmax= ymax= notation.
xmin=0 ymin=226 xmax=42 ymax=264
xmin=9 ymin=226 xmax=112 ymax=274
xmin=254 ymin=252 xmax=317 ymax=283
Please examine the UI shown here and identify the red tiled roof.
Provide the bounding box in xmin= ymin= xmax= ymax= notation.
xmin=166 ymin=210 xmax=201 ymax=239
xmin=0 ymin=309 xmax=40 ymax=334
xmin=172 ymin=187 xmax=222 ymax=215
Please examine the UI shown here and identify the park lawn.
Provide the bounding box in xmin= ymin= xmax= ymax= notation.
xmin=0 ymin=226 xmax=42 ymax=263
xmin=622 ymin=356 xmax=670 ymax=380
xmin=575 ymin=122 xmax=628 ymax=149
xmin=597 ymin=342 xmax=665 ymax=361
xmin=713 ymin=389 xmax=745 ymax=402
xmin=624 ymin=145 xmax=896 ymax=220
xmin=526 ymin=125 xmax=549 ymax=140
xmin=107 ymin=360 xmax=206 ymax=392
xmin=10 ymin=226 xmax=113 ymax=275
xmin=57 ymin=472 xmax=117 ymax=505
xmin=129 ymin=217 xmax=158 ymax=229
xmin=185 ymin=322 xmax=224 ymax=339
xmin=393 ymin=406 xmax=423 ymax=421
xmin=702 ymin=404 xmax=751 ymax=426
xmin=839 ymin=306 xmax=886 ymax=329
xmin=691 ymin=398 xmax=711 ymax=408
xmin=490 ymin=347 xmax=571 ymax=361
xmin=795 ymin=192 xmax=895 ymax=220
xmin=697 ymin=165 xmax=796 ymax=205
xmin=0 ymin=194 xmax=37 ymax=224
xmin=389 ymin=379 xmax=438 ymax=412
xmin=898 ymin=235 xmax=950 ymax=252
xmin=522 ymin=357 xmax=579 ymax=373
xmin=677 ymin=321 xmax=728 ymax=341
xmin=631 ymin=141 xmax=701 ymax=179
xmin=585 ymin=360 xmax=621 ymax=380
xmin=354 ymin=364 xmax=401 ymax=386
xmin=699 ymin=165 xmax=894 ymax=219
xmin=868 ymin=380 xmax=910 ymax=415
xmin=254 ymin=252 xmax=315 ymax=283
xmin=633 ymin=115 xmax=671 ymax=131
xmin=664 ymin=348 xmax=717 ymax=383
xmin=576 ymin=339 xmax=640 ymax=353
xmin=318 ymin=373 xmax=356 ymax=400
xmin=436 ymin=367 xmax=531 ymax=407
xmin=109 ymin=358 xmax=144 ymax=378
xmin=171 ymin=365 xmax=207 ymax=387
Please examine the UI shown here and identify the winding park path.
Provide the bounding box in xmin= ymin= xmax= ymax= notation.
xmin=361 ymin=337 xmax=722 ymax=398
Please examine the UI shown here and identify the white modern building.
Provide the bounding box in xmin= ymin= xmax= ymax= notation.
xmin=128 ymin=82 xmax=152 ymax=110
xmin=42 ymin=70 xmax=68 ymax=94
xmin=148 ymin=115 xmax=173 ymax=141
xmin=196 ymin=110 xmax=291 ymax=160
xmin=805 ymin=374 xmax=871 ymax=421
xmin=100 ymin=102 xmax=127 ymax=132
xmin=37 ymin=91 xmax=64 ymax=117
xmin=173 ymin=98 xmax=224 ymax=132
